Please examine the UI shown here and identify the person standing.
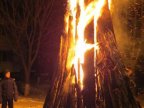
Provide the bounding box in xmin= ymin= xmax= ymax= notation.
xmin=0 ymin=70 xmax=18 ymax=108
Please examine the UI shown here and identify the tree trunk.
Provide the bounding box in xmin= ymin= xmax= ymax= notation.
xmin=24 ymin=68 xmax=31 ymax=96
xmin=24 ymin=83 xmax=30 ymax=96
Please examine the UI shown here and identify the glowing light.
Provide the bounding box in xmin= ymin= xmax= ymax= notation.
xmin=108 ymin=0 xmax=112 ymax=10
xmin=67 ymin=0 xmax=106 ymax=89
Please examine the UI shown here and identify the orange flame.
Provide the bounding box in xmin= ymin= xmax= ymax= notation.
xmin=108 ymin=0 xmax=112 ymax=10
xmin=67 ymin=0 xmax=107 ymax=89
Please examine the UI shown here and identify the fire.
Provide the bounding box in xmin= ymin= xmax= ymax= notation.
xmin=108 ymin=0 xmax=112 ymax=10
xmin=67 ymin=0 xmax=108 ymax=89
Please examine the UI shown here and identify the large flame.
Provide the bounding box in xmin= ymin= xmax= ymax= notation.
xmin=108 ymin=0 xmax=112 ymax=10
xmin=66 ymin=0 xmax=111 ymax=89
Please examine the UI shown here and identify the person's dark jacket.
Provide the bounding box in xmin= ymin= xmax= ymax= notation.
xmin=0 ymin=78 xmax=18 ymax=103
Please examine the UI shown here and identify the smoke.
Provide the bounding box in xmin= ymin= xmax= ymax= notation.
xmin=111 ymin=0 xmax=130 ymax=51
xmin=110 ymin=0 xmax=134 ymax=67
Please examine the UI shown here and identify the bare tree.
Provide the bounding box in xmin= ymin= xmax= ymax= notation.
xmin=0 ymin=0 xmax=55 ymax=95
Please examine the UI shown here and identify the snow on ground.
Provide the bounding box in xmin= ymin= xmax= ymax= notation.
xmin=0 ymin=92 xmax=144 ymax=108
xmin=0 ymin=96 xmax=44 ymax=108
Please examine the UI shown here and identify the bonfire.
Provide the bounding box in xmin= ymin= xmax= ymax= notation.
xmin=44 ymin=0 xmax=140 ymax=108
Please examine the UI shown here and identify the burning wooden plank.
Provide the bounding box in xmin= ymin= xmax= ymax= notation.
xmin=44 ymin=0 xmax=141 ymax=108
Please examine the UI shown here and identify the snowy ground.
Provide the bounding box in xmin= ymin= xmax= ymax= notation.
xmin=14 ymin=96 xmax=44 ymax=108
xmin=0 ymin=96 xmax=44 ymax=108
xmin=0 ymin=85 xmax=144 ymax=108
xmin=0 ymin=95 xmax=144 ymax=108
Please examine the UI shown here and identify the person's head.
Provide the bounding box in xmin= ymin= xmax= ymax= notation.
xmin=4 ymin=70 xmax=11 ymax=78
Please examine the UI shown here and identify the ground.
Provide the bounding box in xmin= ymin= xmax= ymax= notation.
xmin=14 ymin=96 xmax=44 ymax=108
xmin=0 ymin=85 xmax=144 ymax=108
xmin=12 ymin=83 xmax=47 ymax=108
xmin=0 ymin=96 xmax=44 ymax=108
xmin=0 ymin=95 xmax=144 ymax=108
xmin=14 ymin=94 xmax=144 ymax=108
